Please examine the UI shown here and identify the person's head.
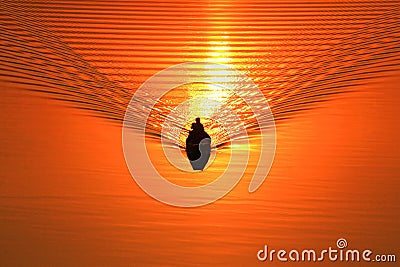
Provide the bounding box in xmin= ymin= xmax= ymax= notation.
xmin=195 ymin=117 xmax=201 ymax=124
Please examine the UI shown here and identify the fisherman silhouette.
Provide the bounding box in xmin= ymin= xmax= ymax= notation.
xmin=185 ymin=118 xmax=211 ymax=170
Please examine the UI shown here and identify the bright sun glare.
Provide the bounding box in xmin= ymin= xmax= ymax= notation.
xmin=187 ymin=84 xmax=232 ymax=119
xmin=207 ymin=34 xmax=232 ymax=64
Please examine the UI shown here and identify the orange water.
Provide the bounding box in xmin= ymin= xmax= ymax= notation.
xmin=1 ymin=0 xmax=399 ymax=266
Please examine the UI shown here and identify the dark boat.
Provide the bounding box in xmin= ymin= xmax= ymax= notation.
xmin=185 ymin=118 xmax=211 ymax=171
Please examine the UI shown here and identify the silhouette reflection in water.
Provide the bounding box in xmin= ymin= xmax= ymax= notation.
xmin=185 ymin=118 xmax=211 ymax=171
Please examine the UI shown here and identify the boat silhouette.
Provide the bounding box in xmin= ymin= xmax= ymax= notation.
xmin=185 ymin=118 xmax=211 ymax=171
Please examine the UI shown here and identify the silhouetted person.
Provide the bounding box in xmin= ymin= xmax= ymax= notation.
xmin=194 ymin=117 xmax=204 ymax=131
xmin=185 ymin=118 xmax=211 ymax=170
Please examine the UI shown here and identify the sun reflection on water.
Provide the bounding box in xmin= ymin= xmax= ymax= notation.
xmin=206 ymin=34 xmax=232 ymax=64
xmin=187 ymin=83 xmax=232 ymax=118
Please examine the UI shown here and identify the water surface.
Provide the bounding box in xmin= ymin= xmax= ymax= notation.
xmin=0 ymin=0 xmax=399 ymax=266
